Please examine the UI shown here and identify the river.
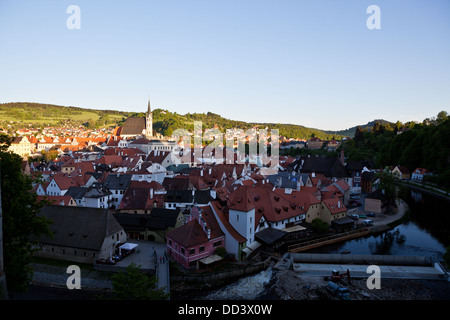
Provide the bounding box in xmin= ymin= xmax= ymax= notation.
xmin=308 ymin=189 xmax=449 ymax=258
xmin=201 ymin=189 xmax=450 ymax=299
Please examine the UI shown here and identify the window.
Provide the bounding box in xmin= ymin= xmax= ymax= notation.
xmin=213 ymin=240 xmax=222 ymax=247
xmin=189 ymin=248 xmax=195 ymax=255
xmin=199 ymin=246 xmax=205 ymax=252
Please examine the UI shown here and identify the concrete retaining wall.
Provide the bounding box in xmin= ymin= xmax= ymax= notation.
xmin=291 ymin=253 xmax=434 ymax=266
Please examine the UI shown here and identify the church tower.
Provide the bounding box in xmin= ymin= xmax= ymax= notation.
xmin=146 ymin=99 xmax=153 ymax=139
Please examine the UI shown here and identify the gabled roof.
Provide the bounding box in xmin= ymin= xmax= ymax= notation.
xmin=36 ymin=205 xmax=123 ymax=250
xmin=65 ymin=186 xmax=88 ymax=199
xmin=227 ymin=184 xmax=307 ymax=226
xmin=93 ymin=155 xmax=123 ymax=167
xmin=145 ymin=150 xmax=171 ymax=164
xmin=104 ymin=173 xmax=132 ymax=190
xmin=114 ymin=208 xmax=180 ymax=231
xmin=333 ymin=179 xmax=350 ymax=192
xmin=322 ymin=198 xmax=347 ymax=214
xmin=167 ymin=219 xmax=209 ymax=248
xmin=51 ymin=174 xmax=81 ymax=190
xmin=121 ymin=117 xmax=146 ymax=136
xmin=413 ymin=168 xmax=430 ymax=174
xmin=165 ymin=189 xmax=194 ymax=204
xmin=301 ymin=157 xmax=347 ymax=178
xmin=162 ymin=176 xmax=191 ymax=190
xmin=119 ymin=187 xmax=163 ymax=210
xmin=36 ymin=195 xmax=75 ymax=206
xmin=209 ymin=201 xmax=247 ymax=243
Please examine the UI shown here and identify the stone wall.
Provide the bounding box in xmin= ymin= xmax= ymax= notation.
xmin=171 ymin=258 xmax=272 ymax=284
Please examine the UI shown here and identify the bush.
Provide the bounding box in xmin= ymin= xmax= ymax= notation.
xmin=311 ymin=218 xmax=329 ymax=234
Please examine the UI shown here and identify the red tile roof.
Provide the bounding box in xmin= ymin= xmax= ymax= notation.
xmin=167 ymin=219 xmax=209 ymax=247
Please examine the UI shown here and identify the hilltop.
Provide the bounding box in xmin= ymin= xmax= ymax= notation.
xmin=325 ymin=119 xmax=394 ymax=138
xmin=0 ymin=102 xmax=342 ymax=140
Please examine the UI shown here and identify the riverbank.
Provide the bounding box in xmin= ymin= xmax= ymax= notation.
xmin=369 ymin=198 xmax=409 ymax=234
xmin=264 ymin=269 xmax=450 ymax=300
xmin=398 ymin=181 xmax=450 ymax=202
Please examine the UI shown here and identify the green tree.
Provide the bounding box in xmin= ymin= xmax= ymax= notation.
xmin=311 ymin=218 xmax=329 ymax=234
xmin=0 ymin=133 xmax=52 ymax=295
xmin=111 ymin=263 xmax=170 ymax=300
xmin=436 ymin=111 xmax=448 ymax=125
xmin=375 ymin=167 xmax=398 ymax=211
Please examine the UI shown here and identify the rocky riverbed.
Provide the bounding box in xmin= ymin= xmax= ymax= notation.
xmin=263 ymin=269 xmax=450 ymax=300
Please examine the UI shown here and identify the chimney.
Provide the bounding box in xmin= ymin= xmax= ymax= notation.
xmin=150 ymin=188 xmax=154 ymax=199
xmin=207 ymin=228 xmax=210 ymax=240
xmin=201 ymin=169 xmax=203 ymax=177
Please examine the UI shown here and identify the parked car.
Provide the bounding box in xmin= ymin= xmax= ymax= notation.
xmin=359 ymin=214 xmax=367 ymax=219
xmin=349 ymin=200 xmax=361 ymax=207
xmin=367 ymin=212 xmax=376 ymax=217
xmin=350 ymin=214 xmax=359 ymax=220
xmin=363 ymin=219 xmax=373 ymax=227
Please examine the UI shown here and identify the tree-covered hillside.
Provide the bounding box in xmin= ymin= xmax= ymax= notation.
xmin=0 ymin=102 xmax=341 ymax=140
xmin=342 ymin=111 xmax=450 ymax=189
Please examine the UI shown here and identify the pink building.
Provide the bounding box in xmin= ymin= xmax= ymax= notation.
xmin=166 ymin=205 xmax=225 ymax=269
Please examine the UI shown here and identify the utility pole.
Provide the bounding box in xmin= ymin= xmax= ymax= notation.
xmin=0 ymin=162 xmax=8 ymax=299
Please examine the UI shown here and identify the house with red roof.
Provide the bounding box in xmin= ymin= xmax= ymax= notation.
xmin=46 ymin=174 xmax=82 ymax=196
xmin=320 ymin=198 xmax=348 ymax=225
xmin=208 ymin=184 xmax=307 ymax=260
xmin=411 ymin=168 xmax=432 ymax=181
xmin=36 ymin=195 xmax=77 ymax=207
xmin=391 ymin=165 xmax=411 ymax=180
xmin=166 ymin=205 xmax=225 ymax=269
xmin=307 ymin=137 xmax=323 ymax=150
xmin=118 ymin=180 xmax=165 ymax=213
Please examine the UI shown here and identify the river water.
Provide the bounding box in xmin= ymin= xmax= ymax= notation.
xmin=309 ymin=190 xmax=450 ymax=258
xmin=202 ymin=189 xmax=450 ymax=299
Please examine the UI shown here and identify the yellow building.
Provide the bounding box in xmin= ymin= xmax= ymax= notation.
xmin=8 ymin=136 xmax=35 ymax=157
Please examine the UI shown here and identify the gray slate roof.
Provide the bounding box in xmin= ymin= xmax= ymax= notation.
xmin=267 ymin=172 xmax=309 ymax=189
xmin=36 ymin=205 xmax=124 ymax=251
xmin=104 ymin=173 xmax=132 ymax=190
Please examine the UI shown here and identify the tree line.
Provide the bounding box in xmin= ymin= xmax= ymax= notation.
xmin=343 ymin=111 xmax=450 ymax=189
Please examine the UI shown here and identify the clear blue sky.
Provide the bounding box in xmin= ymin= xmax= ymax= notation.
xmin=1 ymin=0 xmax=449 ymax=131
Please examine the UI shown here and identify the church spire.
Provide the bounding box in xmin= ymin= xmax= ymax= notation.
xmin=146 ymin=99 xmax=153 ymax=139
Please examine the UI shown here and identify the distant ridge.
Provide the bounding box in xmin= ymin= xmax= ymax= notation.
xmin=0 ymin=102 xmax=342 ymax=140
xmin=325 ymin=119 xmax=394 ymax=138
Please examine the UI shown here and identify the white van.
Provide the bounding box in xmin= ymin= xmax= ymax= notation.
xmin=363 ymin=219 xmax=373 ymax=226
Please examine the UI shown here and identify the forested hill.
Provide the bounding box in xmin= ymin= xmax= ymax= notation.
xmin=0 ymin=102 xmax=342 ymax=140
xmin=325 ymin=119 xmax=394 ymax=138
xmin=343 ymin=111 xmax=450 ymax=188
